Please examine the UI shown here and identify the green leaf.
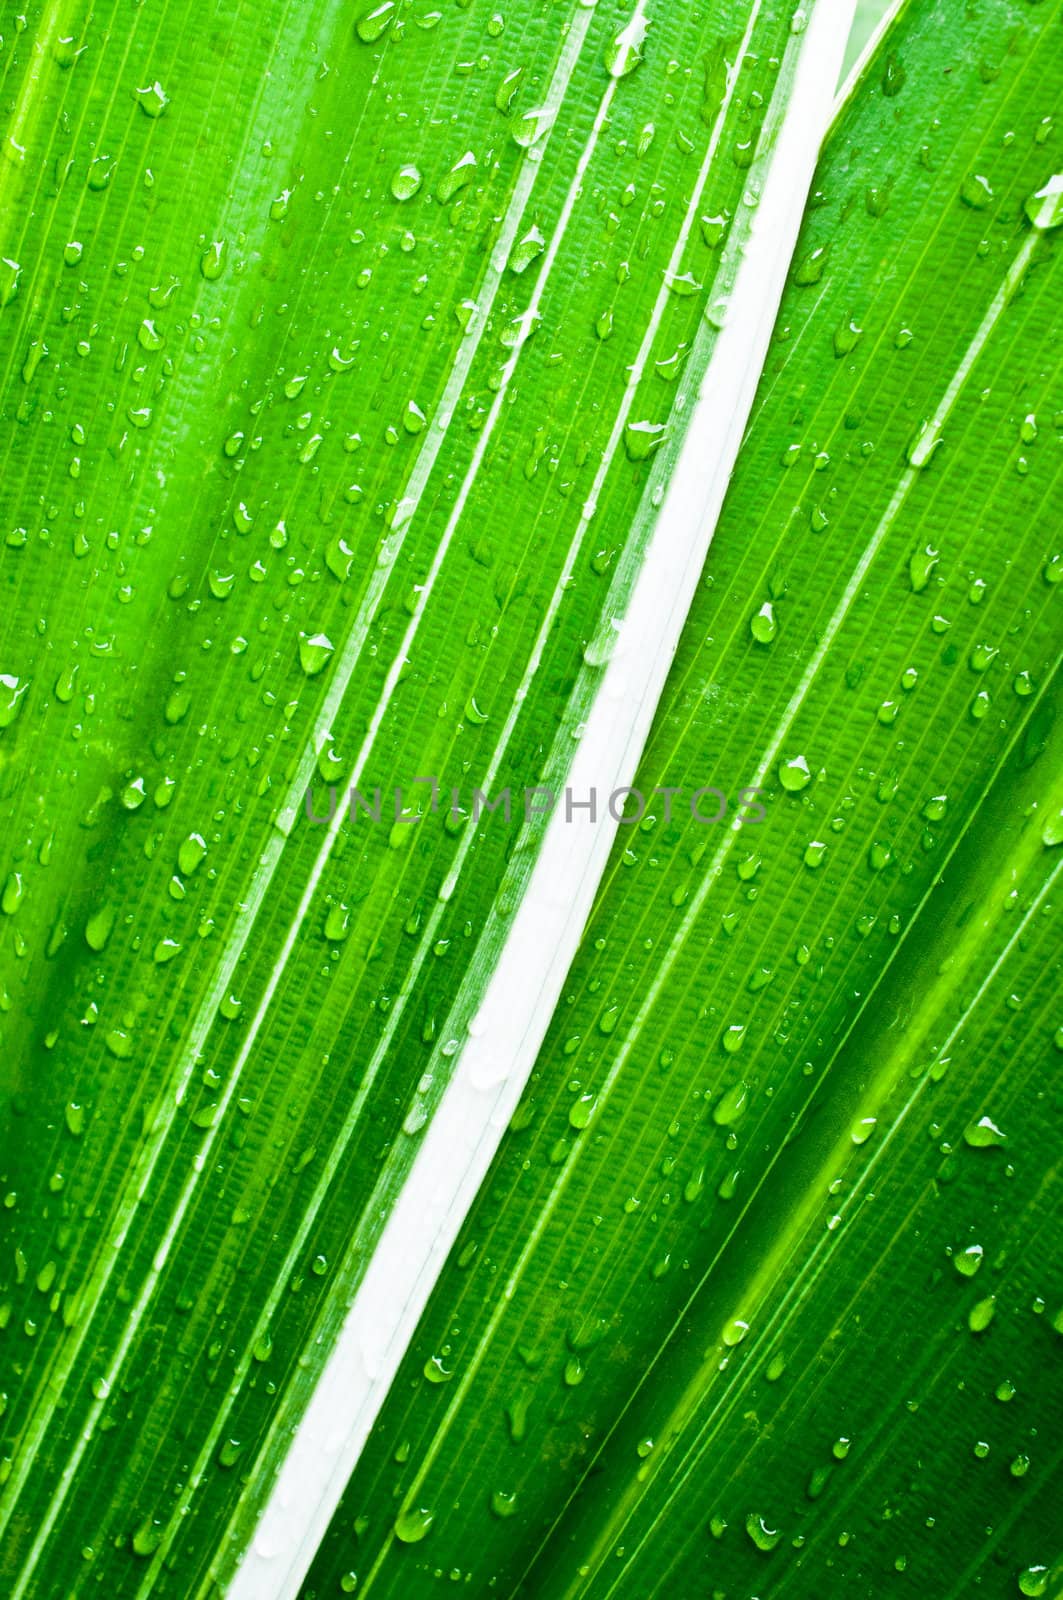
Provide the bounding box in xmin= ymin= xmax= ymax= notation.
xmin=283 ymin=0 xmax=1063 ymax=1595
xmin=0 ymin=0 xmax=852 ymax=1594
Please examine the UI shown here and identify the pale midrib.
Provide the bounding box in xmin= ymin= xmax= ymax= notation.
xmin=0 ymin=6 xmax=600 ymax=1585
xmin=359 ymin=164 xmax=1045 ymax=1598
xmin=228 ymin=3 xmax=859 ymax=1595
xmin=199 ymin=3 xmax=781 ymax=1583
xmin=142 ymin=14 xmax=646 ymax=1588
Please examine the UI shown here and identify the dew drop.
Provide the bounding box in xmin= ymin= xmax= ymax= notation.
xmin=355 ymin=1 xmax=395 ymax=43
xmin=390 ymin=164 xmax=422 ymax=201
xmin=778 ymin=754 xmax=811 ymax=793
xmin=605 ymin=15 xmax=647 ymax=79
xmin=393 ymin=1506 xmax=434 ymax=1544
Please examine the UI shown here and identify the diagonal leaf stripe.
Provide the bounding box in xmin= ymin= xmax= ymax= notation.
xmin=537 ymin=702 xmax=1063 ymax=1600
xmin=3 ymin=1 xmax=613 ymax=1577
xmin=220 ymin=5 xmax=857 ymax=1593
xmin=0 ymin=0 xmax=855 ymax=1592
xmin=295 ymin=0 xmax=1063 ymax=1593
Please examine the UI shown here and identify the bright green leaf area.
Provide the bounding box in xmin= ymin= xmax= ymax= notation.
xmin=301 ymin=1 xmax=1063 ymax=1597
xmin=0 ymin=0 xmax=852 ymax=1595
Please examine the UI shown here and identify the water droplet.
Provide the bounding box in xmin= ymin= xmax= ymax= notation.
xmin=569 ymin=1094 xmax=596 ymax=1130
xmin=713 ymin=1080 xmax=748 ymax=1127
xmin=85 ymin=904 xmax=116 ymax=950
xmin=134 ymin=81 xmax=168 ymax=118
xmin=960 ymin=173 xmax=994 ymax=210
xmin=394 ymin=1506 xmax=434 ymax=1544
xmin=953 ymin=1243 xmax=983 ymax=1277
xmin=745 ymin=1512 xmax=782 ymax=1552
xmin=490 ymin=1487 xmax=518 ymax=1518
xmin=390 ymin=164 xmax=422 ymax=201
xmin=495 ymin=67 xmax=524 ymax=114
xmin=700 ymin=213 xmax=728 ymax=248
xmin=509 ymin=224 xmax=545 ymax=275
xmin=778 ymin=755 xmax=811 ymax=793
xmin=437 ymin=151 xmax=478 ymax=202
xmin=200 ymin=240 xmax=226 ymax=280
xmin=131 ymin=1515 xmax=162 ymax=1557
xmin=908 ymin=543 xmax=939 ymax=592
xmin=355 ymin=1 xmax=395 ymax=43
xmin=833 ymin=316 xmax=863 ymax=358
xmin=512 ymin=106 xmax=556 ymax=149
xmin=968 ymin=1295 xmax=996 ymax=1333
xmin=1042 ymin=808 xmax=1063 ymax=848
xmin=1 ymin=872 xmax=23 ymax=916
xmin=664 ymin=270 xmax=702 ymax=298
xmin=1023 ymin=174 xmax=1063 ymax=232
xmin=624 ymin=420 xmax=667 ymax=461
xmin=403 ymin=400 xmax=427 ymax=434
xmin=299 ymin=632 xmax=335 ymax=676
xmin=964 ymin=1115 xmax=1006 ymax=1149
xmin=137 ymin=318 xmax=164 ymax=352
xmin=906 ymin=418 xmax=942 ymax=469
xmin=605 ymin=15 xmax=647 ymax=78
xmin=0 ymin=260 xmax=29 ymax=327
xmin=0 ymin=673 xmax=29 ymax=728
xmin=880 ymin=54 xmax=905 ymax=97
xmin=749 ymin=601 xmax=776 ymax=643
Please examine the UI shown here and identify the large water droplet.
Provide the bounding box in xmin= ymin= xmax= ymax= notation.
xmin=355 ymin=1 xmax=395 ymax=43
xmin=390 ymin=164 xmax=422 ymax=201
xmin=778 ymin=754 xmax=811 ymax=793
xmin=299 ymin=633 xmax=335 ymax=676
xmin=394 ymin=1505 xmax=434 ymax=1544
xmin=605 ymin=15 xmax=647 ymax=78
xmin=1023 ymin=174 xmax=1063 ymax=232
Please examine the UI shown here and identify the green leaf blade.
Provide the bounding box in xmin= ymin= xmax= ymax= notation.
xmin=296 ymin=0 xmax=1063 ymax=1593
xmin=0 ymin=0 xmax=854 ymax=1593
